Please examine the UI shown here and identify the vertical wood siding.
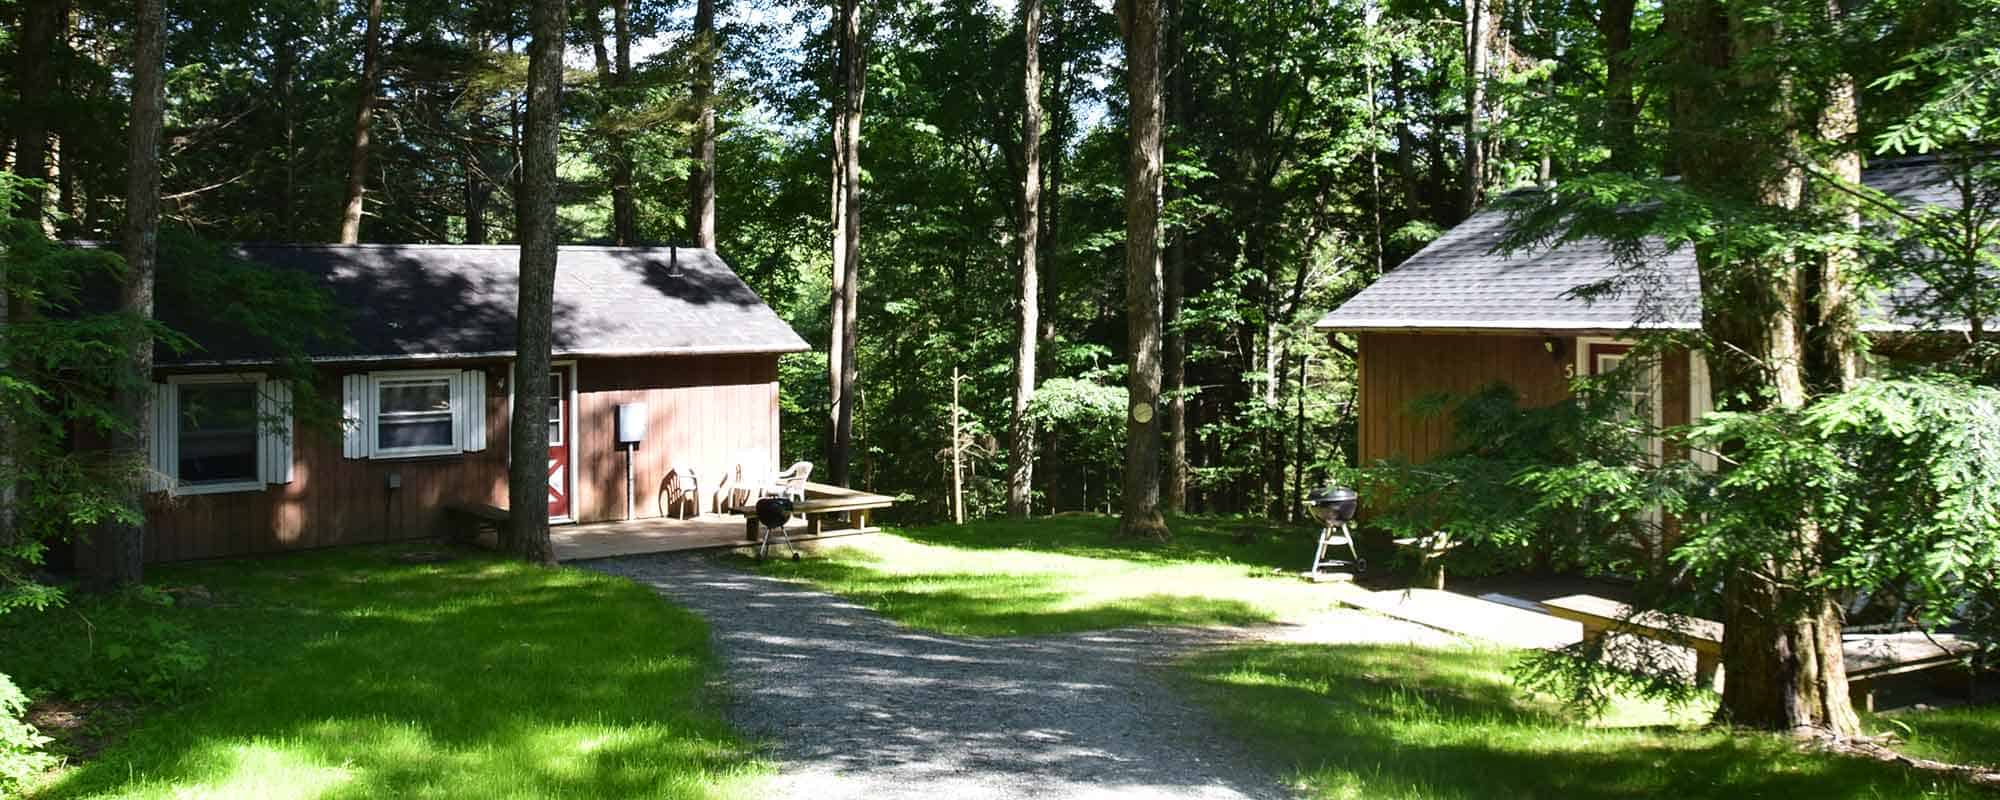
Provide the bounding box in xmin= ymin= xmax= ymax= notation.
xmin=1356 ymin=333 xmax=1574 ymax=464
xmin=129 ymin=353 xmax=781 ymax=563
xmin=572 ymin=355 xmax=780 ymax=523
xmin=1355 ymin=333 xmax=1695 ymax=465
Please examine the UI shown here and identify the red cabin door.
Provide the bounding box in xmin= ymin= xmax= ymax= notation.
xmin=547 ymin=370 xmax=571 ymax=520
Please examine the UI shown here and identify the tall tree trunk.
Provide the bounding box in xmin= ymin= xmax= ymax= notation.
xmin=9 ymin=0 xmax=67 ymax=229
xmin=1007 ymin=0 xmax=1043 ymax=518
xmin=103 ymin=0 xmax=165 ymax=587
xmin=1115 ymin=0 xmax=1169 ymax=541
xmin=465 ymin=149 xmax=488 ymax=244
xmin=338 ymin=0 xmax=385 ymax=244
xmin=1461 ymin=0 xmax=1488 ymax=217
xmin=1807 ymin=53 xmax=1863 ymax=393
xmin=508 ymin=0 xmax=567 ymax=567
xmin=464 ymin=21 xmax=490 ymax=249
xmin=587 ymin=0 xmax=635 ymax=245
xmin=1364 ymin=23 xmax=1386 ymax=276
xmin=827 ymin=0 xmax=865 ymax=487
xmin=688 ymin=0 xmax=719 ymax=248
xmin=1040 ymin=0 xmax=1066 ymax=349
xmin=1595 ymin=0 xmax=1637 ymax=165
xmin=1666 ymin=0 xmax=1859 ymax=737
xmin=1161 ymin=0 xmax=1189 ymax=514
xmin=277 ymin=15 xmax=299 ymax=240
xmin=828 ymin=79 xmax=847 ymax=482
xmin=609 ymin=0 xmax=637 ymax=244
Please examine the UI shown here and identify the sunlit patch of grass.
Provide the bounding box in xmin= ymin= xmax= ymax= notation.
xmin=1876 ymin=703 xmax=2000 ymax=770
xmin=1180 ymin=643 xmax=1989 ymax=799
xmin=743 ymin=513 xmax=1342 ymax=636
xmin=2 ymin=546 xmax=764 ymax=799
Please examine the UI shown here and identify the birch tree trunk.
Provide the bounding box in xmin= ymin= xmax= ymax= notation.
xmin=1116 ymin=0 xmax=1170 ymax=541
xmin=103 ymin=0 xmax=166 ymax=586
xmin=688 ymin=0 xmax=719 ymax=248
xmin=1460 ymin=0 xmax=1488 ymax=217
xmin=338 ymin=0 xmax=384 ymax=244
xmin=508 ymin=0 xmax=567 ymax=567
xmin=1007 ymin=0 xmax=1042 ymax=518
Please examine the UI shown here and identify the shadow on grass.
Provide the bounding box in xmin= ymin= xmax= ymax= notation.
xmin=1181 ymin=643 xmax=1986 ymax=800
xmin=752 ymin=556 xmax=1279 ymax=636
xmin=13 ymin=548 xmax=761 ymax=799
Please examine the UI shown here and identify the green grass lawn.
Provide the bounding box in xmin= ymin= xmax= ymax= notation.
xmin=745 ymin=513 xmax=1341 ymax=636
xmin=1879 ymin=703 xmax=2000 ymax=770
xmin=1180 ymin=642 xmax=1993 ymax=799
xmin=1 ymin=546 xmax=762 ymax=799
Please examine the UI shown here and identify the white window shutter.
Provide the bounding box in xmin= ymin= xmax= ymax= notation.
xmin=148 ymin=383 xmax=176 ymax=492
xmin=259 ymin=380 xmax=295 ymax=484
xmin=460 ymin=369 xmax=487 ymax=452
xmin=342 ymin=374 xmax=369 ymax=459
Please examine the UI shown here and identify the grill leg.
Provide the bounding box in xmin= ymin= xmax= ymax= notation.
xmin=1310 ymin=526 xmax=1333 ymax=574
xmin=758 ymin=523 xmax=794 ymax=560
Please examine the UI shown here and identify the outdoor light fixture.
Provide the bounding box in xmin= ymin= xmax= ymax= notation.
xmin=1543 ymin=336 xmax=1568 ymax=363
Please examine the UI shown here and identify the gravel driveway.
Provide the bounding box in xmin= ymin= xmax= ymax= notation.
xmin=588 ymin=553 xmax=1450 ymax=800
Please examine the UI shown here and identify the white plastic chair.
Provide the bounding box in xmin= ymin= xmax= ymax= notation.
xmin=761 ymin=462 xmax=813 ymax=502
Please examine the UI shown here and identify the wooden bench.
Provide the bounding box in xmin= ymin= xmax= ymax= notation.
xmin=737 ymin=481 xmax=895 ymax=542
xmin=1542 ymin=594 xmax=1727 ymax=688
xmin=443 ymin=502 xmax=511 ymax=547
xmin=1392 ymin=532 xmax=1458 ymax=590
xmin=1541 ymin=594 xmax=1977 ymax=709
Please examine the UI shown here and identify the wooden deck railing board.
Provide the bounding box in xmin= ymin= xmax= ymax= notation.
xmin=1540 ymin=593 xmax=1976 ymax=710
xmin=734 ymin=481 xmax=896 ymax=541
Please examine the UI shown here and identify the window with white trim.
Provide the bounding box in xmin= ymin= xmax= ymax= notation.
xmin=177 ymin=381 xmax=260 ymax=489
xmin=343 ymin=368 xmax=488 ymax=460
xmin=150 ymin=373 xmax=293 ymax=496
xmin=371 ymin=371 xmax=461 ymax=457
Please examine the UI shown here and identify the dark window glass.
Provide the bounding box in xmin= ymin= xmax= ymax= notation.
xmin=178 ymin=383 xmax=259 ymax=485
xmin=376 ymin=377 xmax=455 ymax=452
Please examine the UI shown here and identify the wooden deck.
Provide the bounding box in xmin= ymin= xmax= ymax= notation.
xmin=549 ymin=513 xmax=875 ymax=561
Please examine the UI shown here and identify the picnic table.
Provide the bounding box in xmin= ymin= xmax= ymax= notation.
xmin=735 ymin=481 xmax=895 ymax=542
xmin=1541 ymin=594 xmax=1977 ymax=710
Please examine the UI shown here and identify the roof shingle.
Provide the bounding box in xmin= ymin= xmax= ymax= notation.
xmin=161 ymin=244 xmax=809 ymax=365
xmin=1316 ymin=161 xmax=1974 ymax=334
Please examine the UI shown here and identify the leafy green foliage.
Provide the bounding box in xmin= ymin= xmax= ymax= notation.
xmin=1872 ymin=0 xmax=2000 ymax=155
xmin=1355 ymin=376 xmax=1662 ymax=580
xmin=1674 ymin=378 xmax=2000 ymax=626
xmin=2 ymin=176 xmax=157 ymax=613
xmin=2 ymin=174 xmax=343 ymax=615
xmin=0 ymin=671 xmax=56 ymax=798
xmin=24 ymin=587 xmax=211 ymax=704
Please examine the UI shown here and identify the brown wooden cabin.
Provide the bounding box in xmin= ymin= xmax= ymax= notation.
xmin=1318 ymin=159 xmax=1969 ymax=473
xmin=95 ymin=244 xmax=807 ymax=563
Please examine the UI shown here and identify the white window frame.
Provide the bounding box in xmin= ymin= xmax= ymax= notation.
xmin=367 ymin=369 xmax=466 ymax=459
xmin=1575 ymin=336 xmax=1665 ymax=462
xmin=166 ymin=373 xmax=268 ymax=496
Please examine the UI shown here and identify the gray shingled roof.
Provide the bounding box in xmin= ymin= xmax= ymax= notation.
xmin=1316 ymin=161 xmax=1976 ymax=334
xmin=161 ymin=244 xmax=809 ymax=365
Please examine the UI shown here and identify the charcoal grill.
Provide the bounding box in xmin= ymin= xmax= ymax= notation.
xmin=754 ymin=496 xmax=800 ymax=561
xmin=1305 ymin=487 xmax=1365 ymax=577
